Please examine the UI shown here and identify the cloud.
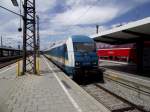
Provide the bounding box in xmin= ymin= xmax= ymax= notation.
xmin=0 ymin=0 xmax=150 ymax=50
xmin=51 ymin=6 xmax=120 ymax=26
xmin=38 ymin=0 xmax=150 ymax=49
xmin=50 ymin=0 xmax=150 ymax=26
xmin=37 ymin=0 xmax=56 ymax=13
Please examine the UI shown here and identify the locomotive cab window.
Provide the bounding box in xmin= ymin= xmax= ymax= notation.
xmin=73 ymin=42 xmax=95 ymax=52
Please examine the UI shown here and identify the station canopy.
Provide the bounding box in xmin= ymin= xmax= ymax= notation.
xmin=92 ymin=17 xmax=150 ymax=44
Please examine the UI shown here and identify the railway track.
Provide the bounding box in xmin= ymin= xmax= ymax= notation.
xmin=0 ymin=57 xmax=22 ymax=69
xmin=81 ymin=83 xmax=145 ymax=112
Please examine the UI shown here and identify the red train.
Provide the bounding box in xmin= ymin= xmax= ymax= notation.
xmin=96 ymin=41 xmax=150 ymax=63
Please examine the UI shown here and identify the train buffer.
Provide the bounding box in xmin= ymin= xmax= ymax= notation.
xmin=0 ymin=56 xmax=109 ymax=112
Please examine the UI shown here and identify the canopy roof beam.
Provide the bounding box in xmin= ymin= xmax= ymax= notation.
xmin=122 ymin=30 xmax=150 ymax=37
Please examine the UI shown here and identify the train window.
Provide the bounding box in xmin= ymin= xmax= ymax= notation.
xmin=3 ymin=50 xmax=8 ymax=56
xmin=73 ymin=42 xmax=95 ymax=52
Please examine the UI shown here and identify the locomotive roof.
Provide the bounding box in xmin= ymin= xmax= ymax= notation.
xmin=45 ymin=35 xmax=94 ymax=51
xmin=71 ymin=35 xmax=94 ymax=43
xmin=45 ymin=40 xmax=66 ymax=51
xmin=92 ymin=17 xmax=150 ymax=44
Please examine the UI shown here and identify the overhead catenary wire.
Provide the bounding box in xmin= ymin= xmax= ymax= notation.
xmin=66 ymin=0 xmax=99 ymax=35
xmin=74 ymin=5 xmax=95 ymax=25
xmin=41 ymin=1 xmax=98 ymax=27
xmin=0 ymin=5 xmax=23 ymax=17
xmin=73 ymin=0 xmax=101 ymax=26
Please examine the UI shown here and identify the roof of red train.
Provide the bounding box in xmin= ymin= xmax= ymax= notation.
xmin=96 ymin=43 xmax=135 ymax=49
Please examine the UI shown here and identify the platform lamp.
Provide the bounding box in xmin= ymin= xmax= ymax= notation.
xmin=11 ymin=0 xmax=23 ymax=32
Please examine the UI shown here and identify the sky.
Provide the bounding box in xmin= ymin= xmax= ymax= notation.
xmin=0 ymin=0 xmax=150 ymax=50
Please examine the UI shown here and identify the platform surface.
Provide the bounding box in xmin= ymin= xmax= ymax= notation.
xmin=0 ymin=56 xmax=109 ymax=112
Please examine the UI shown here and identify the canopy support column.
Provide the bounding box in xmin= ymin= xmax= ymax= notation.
xmin=136 ymin=40 xmax=144 ymax=74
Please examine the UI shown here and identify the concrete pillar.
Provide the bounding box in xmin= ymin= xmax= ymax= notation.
xmin=136 ymin=40 xmax=144 ymax=74
xmin=0 ymin=49 xmax=3 ymax=57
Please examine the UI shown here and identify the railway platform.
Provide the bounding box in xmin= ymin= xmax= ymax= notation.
xmin=0 ymin=56 xmax=109 ymax=112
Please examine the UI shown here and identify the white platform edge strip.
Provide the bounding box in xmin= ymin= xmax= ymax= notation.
xmin=42 ymin=56 xmax=82 ymax=112
xmin=100 ymin=59 xmax=129 ymax=65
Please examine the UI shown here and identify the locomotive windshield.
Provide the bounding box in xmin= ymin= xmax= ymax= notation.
xmin=73 ymin=42 xmax=95 ymax=52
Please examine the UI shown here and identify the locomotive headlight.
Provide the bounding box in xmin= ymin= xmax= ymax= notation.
xmin=75 ymin=62 xmax=80 ymax=66
xmin=92 ymin=62 xmax=97 ymax=65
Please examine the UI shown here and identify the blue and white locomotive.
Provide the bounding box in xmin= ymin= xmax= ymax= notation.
xmin=45 ymin=35 xmax=99 ymax=80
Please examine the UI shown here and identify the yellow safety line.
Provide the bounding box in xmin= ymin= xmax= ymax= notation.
xmin=36 ymin=57 xmax=40 ymax=75
xmin=16 ymin=61 xmax=20 ymax=77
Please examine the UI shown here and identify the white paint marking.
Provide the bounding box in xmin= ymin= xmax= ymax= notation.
xmin=103 ymin=67 xmax=150 ymax=84
xmin=100 ymin=59 xmax=129 ymax=65
xmin=42 ymin=56 xmax=82 ymax=112
xmin=0 ymin=64 xmax=16 ymax=74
